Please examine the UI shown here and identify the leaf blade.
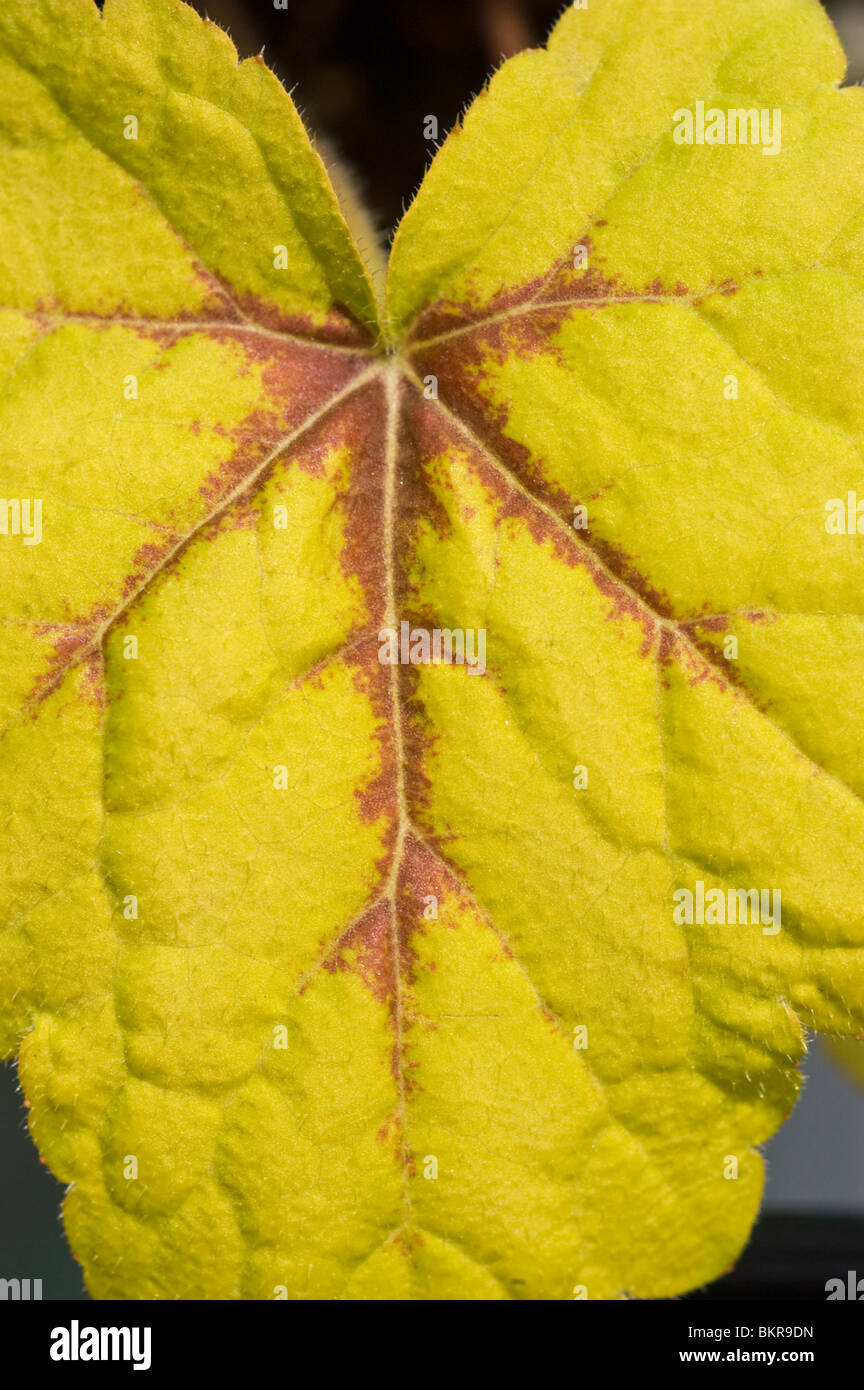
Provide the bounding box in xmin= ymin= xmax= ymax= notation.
xmin=2 ymin=0 xmax=864 ymax=1302
xmin=0 ymin=0 xmax=382 ymax=336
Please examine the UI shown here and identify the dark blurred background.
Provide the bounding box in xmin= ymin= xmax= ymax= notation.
xmin=2 ymin=0 xmax=864 ymax=1301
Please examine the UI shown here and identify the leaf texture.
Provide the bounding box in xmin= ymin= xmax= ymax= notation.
xmin=1 ymin=0 xmax=863 ymax=1301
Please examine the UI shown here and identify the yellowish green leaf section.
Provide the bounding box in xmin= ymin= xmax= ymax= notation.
xmin=1 ymin=0 xmax=863 ymax=1303
xmin=388 ymin=0 xmax=852 ymax=330
xmin=0 ymin=0 xmax=380 ymax=334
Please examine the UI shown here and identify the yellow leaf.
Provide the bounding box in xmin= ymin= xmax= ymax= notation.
xmin=1 ymin=0 xmax=863 ymax=1300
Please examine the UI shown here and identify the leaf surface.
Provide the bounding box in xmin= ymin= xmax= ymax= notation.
xmin=1 ymin=0 xmax=864 ymax=1300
